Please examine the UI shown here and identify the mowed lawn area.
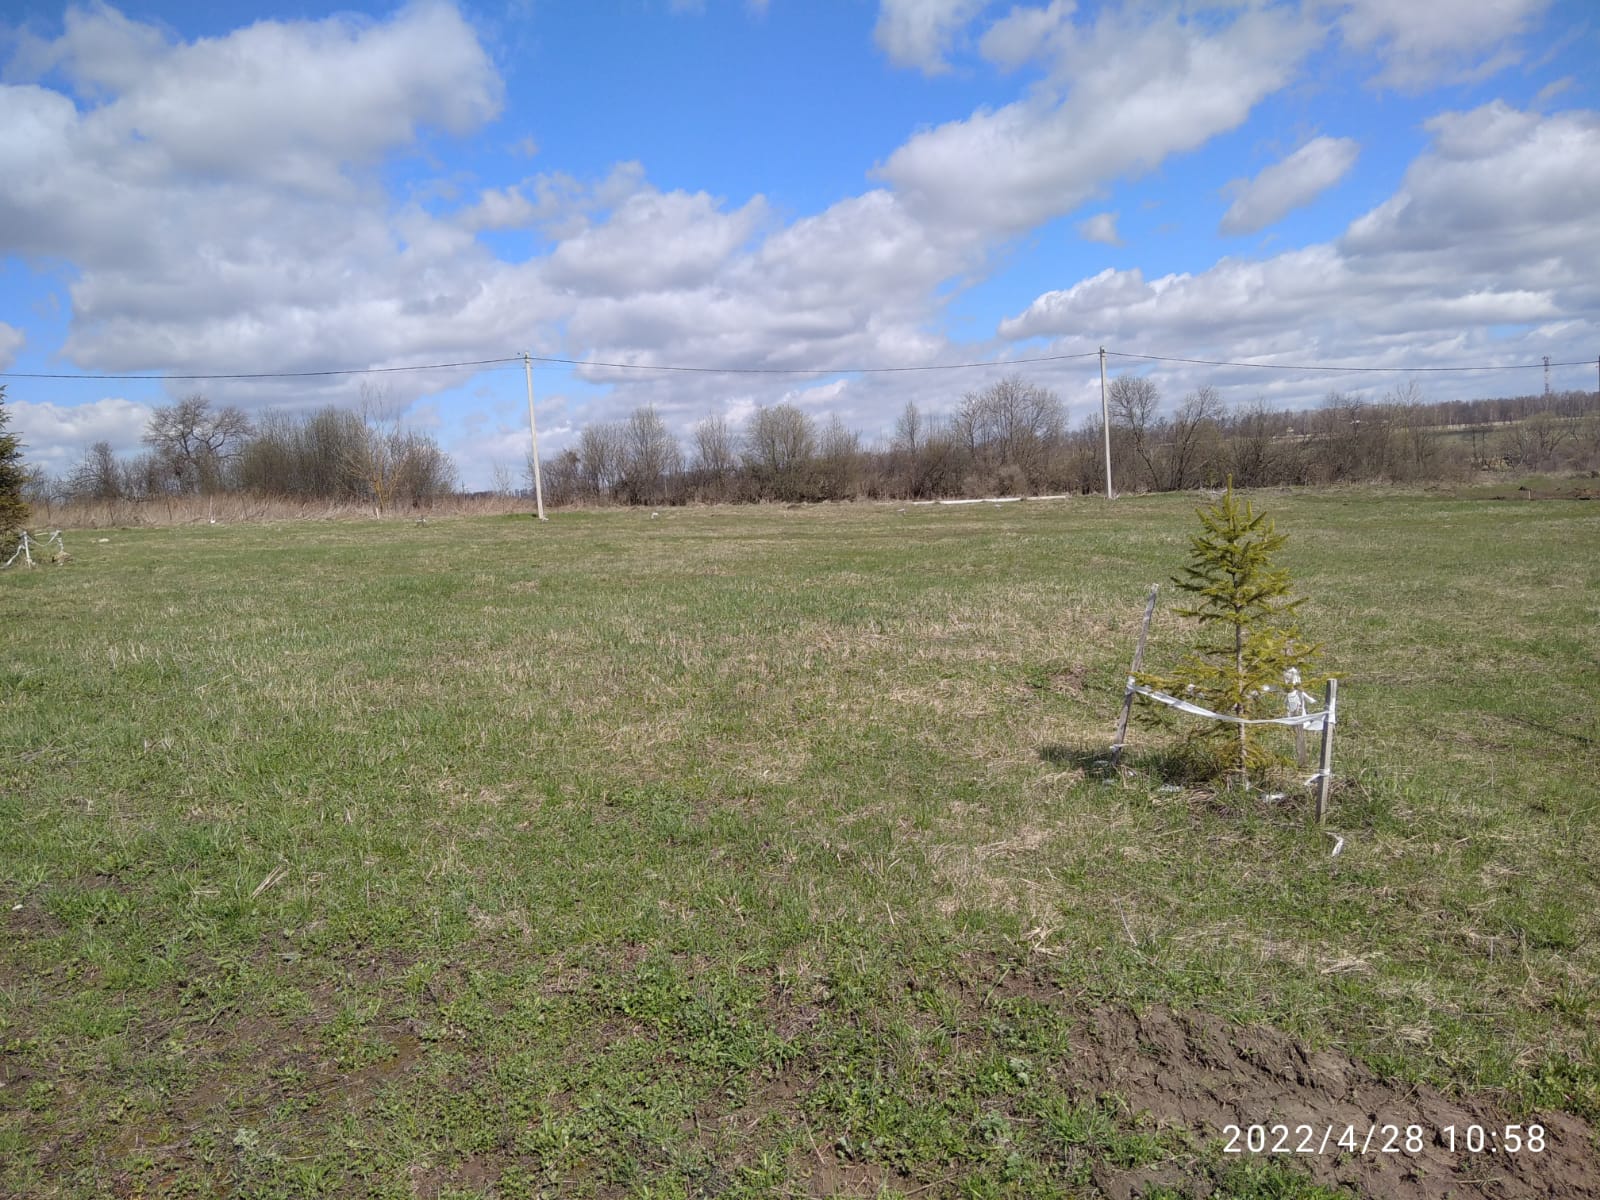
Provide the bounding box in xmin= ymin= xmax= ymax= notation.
xmin=3 ymin=492 xmax=1598 ymax=1200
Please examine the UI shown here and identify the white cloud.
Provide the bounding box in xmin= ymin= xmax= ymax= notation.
xmin=1076 ymin=211 xmax=1121 ymax=245
xmin=10 ymin=1 xmax=500 ymax=195
xmin=0 ymin=1 xmax=545 ymax=393
xmin=0 ymin=0 xmax=980 ymax=473
xmin=874 ymin=0 xmax=990 ymax=74
xmin=1000 ymin=105 xmax=1599 ymax=398
xmin=559 ymin=187 xmax=966 ymax=383
xmin=779 ymin=379 xmax=850 ymax=409
xmin=7 ymin=396 xmax=154 ymax=476
xmin=544 ymin=188 xmax=771 ymax=297
xmin=0 ymin=322 xmax=23 ymax=369
xmin=878 ymin=5 xmax=1320 ymax=236
xmin=5 ymin=2 xmax=1591 ymax=488
xmin=978 ymin=0 xmax=1076 ymax=70
xmin=1336 ymin=0 xmax=1551 ymax=88
xmin=1341 ymin=104 xmax=1600 ymax=263
xmin=457 ymin=184 xmax=539 ymax=232
xmin=1220 ymin=136 xmax=1360 ymax=235
xmin=1533 ymin=76 xmax=1573 ymax=107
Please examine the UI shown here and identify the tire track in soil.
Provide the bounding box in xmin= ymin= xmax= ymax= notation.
xmin=1073 ymin=1005 xmax=1598 ymax=1199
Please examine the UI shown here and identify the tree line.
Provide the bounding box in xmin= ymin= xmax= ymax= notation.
xmin=31 ymin=390 xmax=456 ymax=515
xmin=529 ymin=376 xmax=1600 ymax=507
xmin=11 ymin=373 xmax=1599 ymax=523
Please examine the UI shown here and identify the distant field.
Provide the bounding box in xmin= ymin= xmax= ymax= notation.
xmin=3 ymin=492 xmax=1598 ymax=1199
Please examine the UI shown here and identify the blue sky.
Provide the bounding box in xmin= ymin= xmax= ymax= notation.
xmin=2 ymin=0 xmax=1596 ymax=488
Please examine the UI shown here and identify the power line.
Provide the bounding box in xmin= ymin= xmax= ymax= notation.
xmin=0 ymin=356 xmax=522 ymax=382
xmin=526 ymin=350 xmax=1102 ymax=374
xmin=0 ymin=350 xmax=1099 ymax=383
xmin=1 ymin=347 xmax=1591 ymax=383
xmin=1107 ymin=350 xmax=1595 ymax=373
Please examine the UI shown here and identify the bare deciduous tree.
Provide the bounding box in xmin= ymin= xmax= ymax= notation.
xmin=393 ymin=431 xmax=457 ymax=507
xmin=537 ymin=449 xmax=582 ymax=507
xmin=693 ymin=414 xmax=737 ymax=501
xmin=336 ymin=387 xmax=457 ymax=515
xmin=743 ymin=403 xmax=816 ymax=500
xmin=953 ymin=375 xmax=1064 ymax=492
xmin=577 ymin=421 xmax=626 ymax=501
xmin=1505 ymin=411 xmax=1572 ymax=470
xmin=68 ymin=441 xmax=124 ymax=503
xmin=1107 ymin=375 xmax=1160 ymax=490
xmin=620 ymin=404 xmax=681 ymax=506
xmin=816 ymin=414 xmax=862 ymax=500
xmin=1227 ymin=399 xmax=1278 ymax=488
xmin=893 ymin=401 xmax=922 ymax=457
xmin=143 ymin=394 xmax=254 ymax=496
xmin=1159 ymin=386 xmax=1224 ymax=491
xmin=489 ymin=461 xmax=515 ymax=498
xmin=343 ymin=389 xmax=403 ymax=515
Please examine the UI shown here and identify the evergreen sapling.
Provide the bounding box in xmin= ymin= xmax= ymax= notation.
xmin=1141 ymin=481 xmax=1320 ymax=781
xmin=0 ymin=386 xmax=31 ymax=555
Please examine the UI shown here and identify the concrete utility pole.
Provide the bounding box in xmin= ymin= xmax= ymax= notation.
xmin=524 ymin=352 xmax=547 ymax=521
xmin=1544 ymin=355 xmax=1551 ymax=398
xmin=1099 ymin=346 xmax=1114 ymax=500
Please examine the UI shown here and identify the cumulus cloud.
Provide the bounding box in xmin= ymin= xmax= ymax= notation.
xmin=1337 ymin=0 xmax=1551 ymax=88
xmin=1000 ymin=104 xmax=1599 ymax=398
xmin=878 ymin=5 xmax=1320 ymax=236
xmin=874 ymin=0 xmax=989 ymax=74
xmin=0 ymin=4 xmax=980 ymax=471
xmin=8 ymin=1 xmax=500 ymax=195
xmin=7 ymin=396 xmax=154 ymax=476
xmin=1341 ymin=103 xmax=1600 ymax=262
xmin=457 ymin=184 xmax=540 ymax=232
xmin=979 ymin=0 xmax=1076 ymax=70
xmin=0 ymin=1 xmax=545 ymax=390
xmin=1220 ymin=136 xmax=1360 ymax=235
xmin=5 ymin=2 xmax=1590 ymax=487
xmin=561 ymin=187 xmax=967 ymax=383
xmin=545 ymin=188 xmax=771 ymax=297
xmin=1076 ymin=212 xmax=1121 ymax=245
xmin=0 ymin=322 xmax=23 ymax=370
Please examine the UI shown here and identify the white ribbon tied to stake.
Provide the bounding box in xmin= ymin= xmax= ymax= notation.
xmin=1130 ymin=666 xmax=1331 ymax=731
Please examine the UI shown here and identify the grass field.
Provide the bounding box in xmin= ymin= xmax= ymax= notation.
xmin=3 ymin=491 xmax=1598 ymax=1199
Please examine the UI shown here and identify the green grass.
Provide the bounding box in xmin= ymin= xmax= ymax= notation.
xmin=2 ymin=491 xmax=1597 ymax=1198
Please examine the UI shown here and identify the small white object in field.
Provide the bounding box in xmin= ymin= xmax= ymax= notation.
xmin=650 ymin=511 xmax=660 ymax=519
xmin=97 ymin=538 xmax=110 ymax=543
xmin=10 ymin=903 xmax=20 ymax=911
xmin=1327 ymin=832 xmax=1345 ymax=857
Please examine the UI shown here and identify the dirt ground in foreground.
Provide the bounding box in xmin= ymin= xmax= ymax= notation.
xmin=1064 ymin=1003 xmax=1597 ymax=1199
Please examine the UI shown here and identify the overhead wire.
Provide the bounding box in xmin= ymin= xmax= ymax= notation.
xmin=1107 ymin=351 xmax=1595 ymax=373
xmin=0 ymin=348 xmax=1592 ymax=383
xmin=524 ymin=349 xmax=1102 ymax=374
xmin=0 ymin=356 xmax=522 ymax=382
xmin=0 ymin=350 xmax=1102 ymax=382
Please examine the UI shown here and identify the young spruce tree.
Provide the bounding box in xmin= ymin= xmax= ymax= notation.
xmin=0 ymin=386 xmax=30 ymax=555
xmin=1142 ymin=480 xmax=1319 ymax=781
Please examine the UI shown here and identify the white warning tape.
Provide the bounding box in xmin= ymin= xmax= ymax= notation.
xmin=1 ymin=530 xmax=63 ymax=570
xmin=1130 ymin=681 xmax=1332 ymax=731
